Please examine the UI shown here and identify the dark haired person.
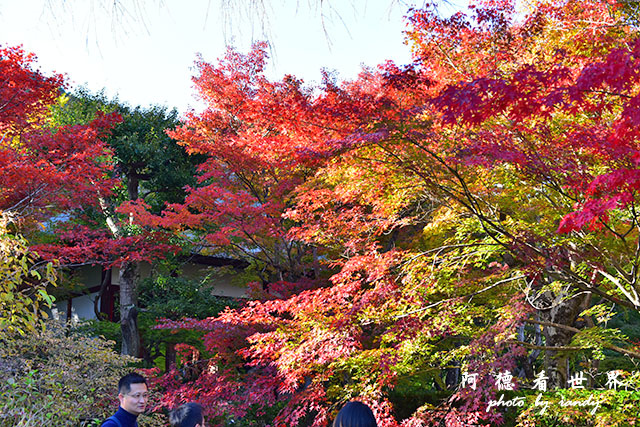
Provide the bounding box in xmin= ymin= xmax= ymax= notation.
xmin=169 ymin=402 xmax=205 ymax=427
xmin=333 ymin=401 xmax=377 ymax=427
xmin=102 ymin=372 xmax=148 ymax=426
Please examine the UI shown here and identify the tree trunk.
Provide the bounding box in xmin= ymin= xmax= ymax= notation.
xmin=312 ymin=246 xmax=319 ymax=279
xmin=165 ymin=342 xmax=177 ymax=371
xmin=93 ymin=268 xmax=110 ymax=320
xmin=120 ymin=261 xmax=141 ymax=357
xmin=127 ymin=167 xmax=140 ymax=201
xmin=538 ymin=292 xmax=588 ymax=388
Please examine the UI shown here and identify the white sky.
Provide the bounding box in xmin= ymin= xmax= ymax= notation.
xmin=0 ymin=0 xmax=420 ymax=114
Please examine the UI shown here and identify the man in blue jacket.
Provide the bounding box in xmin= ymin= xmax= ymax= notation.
xmin=102 ymin=373 xmax=148 ymax=427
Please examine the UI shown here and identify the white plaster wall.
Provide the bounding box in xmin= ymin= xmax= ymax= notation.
xmin=111 ymin=262 xmax=247 ymax=298
xmin=71 ymin=292 xmax=99 ymax=320
xmin=50 ymin=292 xmax=99 ymax=321
xmin=50 ymin=300 xmax=68 ymax=321
xmin=51 ymin=260 xmax=248 ymax=322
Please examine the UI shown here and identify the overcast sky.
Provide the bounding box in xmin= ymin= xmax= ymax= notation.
xmin=0 ymin=0 xmax=420 ymax=114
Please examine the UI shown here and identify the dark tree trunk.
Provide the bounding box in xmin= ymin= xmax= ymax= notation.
xmin=445 ymin=362 xmax=460 ymax=389
xmin=538 ymin=292 xmax=589 ymax=388
xmin=120 ymin=261 xmax=141 ymax=357
xmin=128 ymin=172 xmax=139 ymax=201
xmin=165 ymin=342 xmax=177 ymax=371
xmin=93 ymin=268 xmax=110 ymax=320
xmin=118 ymin=173 xmax=143 ymax=357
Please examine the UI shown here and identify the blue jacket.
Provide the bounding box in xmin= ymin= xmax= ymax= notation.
xmin=101 ymin=407 xmax=139 ymax=427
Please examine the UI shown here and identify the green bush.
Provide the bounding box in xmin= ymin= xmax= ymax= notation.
xmin=0 ymin=214 xmax=57 ymax=338
xmin=137 ymin=274 xmax=239 ymax=369
xmin=515 ymin=383 xmax=640 ymax=427
xmin=78 ymin=273 xmax=239 ymax=370
xmin=0 ymin=320 xmax=137 ymax=426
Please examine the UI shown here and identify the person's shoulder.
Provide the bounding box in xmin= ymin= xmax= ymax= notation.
xmin=100 ymin=417 xmax=119 ymax=427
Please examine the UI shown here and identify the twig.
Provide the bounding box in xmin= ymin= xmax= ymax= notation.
xmin=395 ymin=275 xmax=525 ymax=320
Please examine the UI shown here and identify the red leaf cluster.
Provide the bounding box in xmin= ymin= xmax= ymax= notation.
xmin=1 ymin=45 xmax=119 ymax=226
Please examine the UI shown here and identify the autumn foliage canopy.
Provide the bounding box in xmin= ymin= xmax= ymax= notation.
xmin=6 ymin=0 xmax=640 ymax=425
xmin=119 ymin=0 xmax=640 ymax=425
xmin=0 ymin=45 xmax=119 ymax=226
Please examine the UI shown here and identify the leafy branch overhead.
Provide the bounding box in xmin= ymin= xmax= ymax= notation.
xmin=5 ymin=0 xmax=640 ymax=426
xmin=145 ymin=1 xmax=640 ymax=425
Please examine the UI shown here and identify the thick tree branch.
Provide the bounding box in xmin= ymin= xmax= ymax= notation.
xmin=505 ymin=340 xmax=583 ymax=352
xmin=525 ymin=319 xmax=640 ymax=359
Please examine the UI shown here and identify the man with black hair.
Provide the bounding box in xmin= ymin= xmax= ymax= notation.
xmin=102 ymin=372 xmax=148 ymax=427
xmin=169 ymin=402 xmax=205 ymax=427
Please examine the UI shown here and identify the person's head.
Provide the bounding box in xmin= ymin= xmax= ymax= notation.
xmin=332 ymin=401 xmax=377 ymax=427
xmin=117 ymin=372 xmax=148 ymax=416
xmin=169 ymin=402 xmax=205 ymax=427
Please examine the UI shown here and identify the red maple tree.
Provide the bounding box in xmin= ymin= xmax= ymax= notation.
xmin=135 ymin=1 xmax=640 ymax=425
xmin=1 ymin=45 xmax=119 ymax=227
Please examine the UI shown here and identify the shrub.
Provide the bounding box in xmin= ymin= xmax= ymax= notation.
xmin=0 ymin=213 xmax=57 ymax=338
xmin=0 ymin=320 xmax=139 ymax=426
